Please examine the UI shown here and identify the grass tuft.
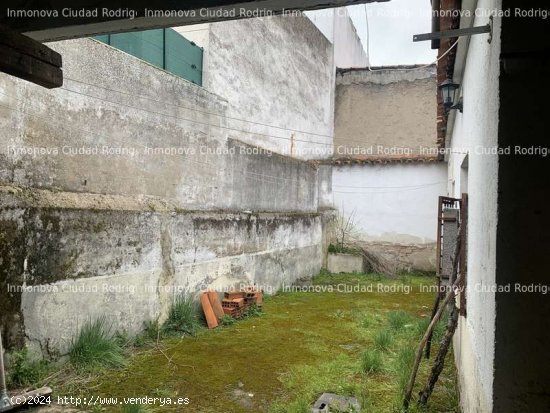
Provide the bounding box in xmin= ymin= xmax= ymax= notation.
xmin=374 ymin=329 xmax=394 ymax=352
xmin=360 ymin=349 xmax=383 ymax=375
xmin=387 ymin=311 xmax=412 ymax=331
xmin=69 ymin=317 xmax=126 ymax=371
xmin=163 ymin=295 xmax=201 ymax=336
xmin=395 ymin=346 xmax=416 ymax=397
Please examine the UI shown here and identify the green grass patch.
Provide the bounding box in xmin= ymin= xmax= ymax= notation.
xmin=68 ymin=317 xmax=126 ymax=371
xmin=387 ymin=310 xmax=413 ymax=331
xmin=47 ymin=272 xmax=457 ymax=413
xmin=374 ymin=329 xmax=394 ymax=352
xmin=395 ymin=346 xmax=416 ymax=398
xmin=360 ymin=349 xmax=383 ymax=375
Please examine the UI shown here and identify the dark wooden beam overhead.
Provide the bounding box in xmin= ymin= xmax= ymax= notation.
xmin=0 ymin=0 xmax=389 ymax=41
xmin=0 ymin=24 xmax=62 ymax=88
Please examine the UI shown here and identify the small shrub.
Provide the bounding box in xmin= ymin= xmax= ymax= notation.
xmin=242 ymin=304 xmax=262 ymax=319
xmin=387 ymin=311 xmax=412 ymax=331
xmin=6 ymin=348 xmax=51 ymax=388
xmin=374 ymin=329 xmax=393 ymax=352
xmin=163 ymin=295 xmax=201 ymax=336
xmin=69 ymin=317 xmax=126 ymax=371
xmin=360 ymin=349 xmax=383 ymax=375
xmin=220 ymin=315 xmax=236 ymax=326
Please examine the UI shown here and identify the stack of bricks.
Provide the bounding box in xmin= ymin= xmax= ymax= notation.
xmin=221 ymin=287 xmax=263 ymax=319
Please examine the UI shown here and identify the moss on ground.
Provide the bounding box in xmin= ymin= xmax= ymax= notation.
xmin=52 ymin=273 xmax=458 ymax=412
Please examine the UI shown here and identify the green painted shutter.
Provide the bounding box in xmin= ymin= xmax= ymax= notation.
xmin=164 ymin=28 xmax=203 ymax=85
xmin=93 ymin=29 xmax=203 ymax=85
xmin=110 ymin=29 xmax=164 ymax=69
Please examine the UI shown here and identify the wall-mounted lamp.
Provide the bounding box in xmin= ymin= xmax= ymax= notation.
xmin=439 ymin=79 xmax=463 ymax=113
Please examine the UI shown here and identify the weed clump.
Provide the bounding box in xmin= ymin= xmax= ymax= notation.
xmin=374 ymin=329 xmax=393 ymax=352
xmin=242 ymin=304 xmax=262 ymax=319
xmin=360 ymin=349 xmax=383 ymax=375
xmin=68 ymin=317 xmax=126 ymax=371
xmin=6 ymin=348 xmax=51 ymax=388
xmin=163 ymin=295 xmax=201 ymax=336
xmin=220 ymin=315 xmax=236 ymax=326
xmin=387 ymin=311 xmax=412 ymax=331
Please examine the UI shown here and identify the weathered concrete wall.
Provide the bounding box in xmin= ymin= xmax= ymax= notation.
xmin=327 ymin=253 xmax=363 ymax=274
xmin=0 ymin=39 xmax=320 ymax=213
xmin=332 ymin=163 xmax=446 ymax=271
xmin=184 ymin=15 xmax=335 ymax=160
xmin=305 ymin=7 xmax=369 ymax=68
xmin=0 ymin=187 xmax=322 ymax=355
xmin=334 ymin=66 xmax=437 ymax=156
xmin=448 ymin=1 xmax=502 ymax=411
xmin=0 ymin=21 xmax=332 ymax=353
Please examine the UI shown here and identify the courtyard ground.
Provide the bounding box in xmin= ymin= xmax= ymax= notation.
xmin=30 ymin=273 xmax=458 ymax=412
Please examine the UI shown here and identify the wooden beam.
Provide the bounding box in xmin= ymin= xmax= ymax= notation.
xmin=0 ymin=25 xmax=62 ymax=88
xmin=0 ymin=0 xmax=389 ymax=42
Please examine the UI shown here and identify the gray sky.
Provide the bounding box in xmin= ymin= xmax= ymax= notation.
xmin=348 ymin=0 xmax=437 ymax=66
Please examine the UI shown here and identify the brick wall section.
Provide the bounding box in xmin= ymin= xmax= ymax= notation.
xmin=436 ymin=0 xmax=461 ymax=159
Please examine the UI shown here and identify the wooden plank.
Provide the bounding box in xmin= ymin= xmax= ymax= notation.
xmin=200 ymin=293 xmax=218 ymax=329
xmin=0 ymin=24 xmax=61 ymax=66
xmin=0 ymin=43 xmax=62 ymax=88
xmin=207 ymin=291 xmax=224 ymax=320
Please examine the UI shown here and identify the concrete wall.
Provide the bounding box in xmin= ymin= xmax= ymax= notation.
xmin=448 ymin=1 xmax=502 ymax=411
xmin=333 ymin=163 xmax=447 ymax=271
xmin=0 ymin=189 xmax=321 ymax=355
xmin=331 ymin=66 xmax=443 ymax=272
xmin=0 ymin=19 xmax=332 ymax=354
xmin=305 ymin=7 xmax=369 ymax=68
xmin=177 ymin=15 xmax=335 ymax=161
xmin=0 ymin=39 xmax=319 ymax=213
xmin=335 ymin=66 xmax=437 ymax=156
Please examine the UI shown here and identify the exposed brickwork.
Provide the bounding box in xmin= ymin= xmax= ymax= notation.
xmin=436 ymin=0 xmax=461 ymax=159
